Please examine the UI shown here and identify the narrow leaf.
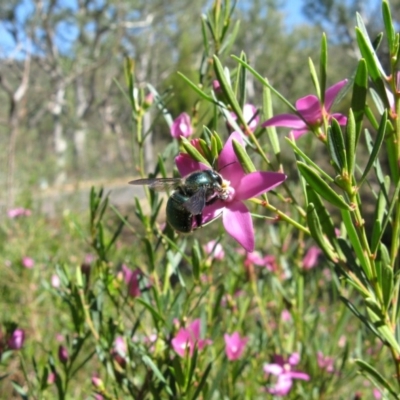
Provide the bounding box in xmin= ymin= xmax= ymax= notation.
xmin=232 ymin=139 xmax=256 ymax=173
xmin=359 ymin=112 xmax=387 ymax=187
xmin=177 ymin=72 xmax=214 ymax=103
xmin=351 ymin=59 xmax=368 ymax=143
xmin=181 ymin=137 xmax=211 ymax=167
xmin=328 ymin=118 xmax=347 ymax=174
xmin=298 ymin=162 xmax=351 ymax=210
xmin=263 ymin=80 xmax=280 ymax=158
xmin=346 ymin=109 xmax=356 ymax=177
xmin=382 ymin=0 xmax=396 ymax=54
xmin=308 ymin=57 xmax=321 ymax=100
xmin=319 ymin=33 xmax=327 ymax=103
xmin=341 ymin=208 xmax=372 ymax=279
xmin=306 ymin=203 xmax=338 ymax=263
xmin=213 ymin=56 xmax=246 ymax=128
xmin=356 ymin=359 xmax=398 ymax=397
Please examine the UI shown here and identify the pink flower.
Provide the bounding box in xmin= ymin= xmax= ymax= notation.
xmin=171 ymin=112 xmax=193 ymax=139
xmin=373 ymin=388 xmax=382 ymax=399
xmin=212 ymin=80 xmax=222 ymax=94
xmin=111 ymin=336 xmax=127 ymax=368
xmin=317 ymin=351 xmax=334 ymax=373
xmin=47 ymin=372 xmax=56 ymax=385
xmin=231 ymin=103 xmax=259 ymax=132
xmin=171 ymin=319 xmax=212 ymax=357
xmin=224 ymin=332 xmax=248 ymax=361
xmin=204 ymin=240 xmax=225 ymax=261
xmin=22 ymin=257 xmax=34 ymax=269
xmin=51 ymin=274 xmax=61 ymax=288
xmin=240 ymin=249 xmax=277 ymax=271
xmin=264 ymin=353 xmax=310 ymax=396
xmin=58 ymin=345 xmax=69 ymax=363
xmin=176 ymin=132 xmax=286 ymax=252
xmin=262 ymin=80 xmax=348 ymax=139
xmin=122 ymin=265 xmax=142 ymax=297
xmin=302 ymin=246 xmax=322 ymax=270
xmin=113 ymin=336 xmax=127 ymax=357
xmin=7 ymin=207 xmax=31 ymax=218
xmin=8 ymin=329 xmax=25 ymax=350
xmin=281 ymin=309 xmax=292 ymax=322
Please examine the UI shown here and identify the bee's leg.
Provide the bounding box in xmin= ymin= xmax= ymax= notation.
xmin=195 ymin=213 xmax=203 ymax=228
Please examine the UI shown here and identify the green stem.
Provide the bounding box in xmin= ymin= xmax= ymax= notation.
xmin=249 ymin=198 xmax=310 ymax=235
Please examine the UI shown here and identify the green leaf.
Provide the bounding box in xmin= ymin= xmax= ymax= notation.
xmin=341 ymin=208 xmax=372 ymax=279
xmin=306 ymin=203 xmax=338 ymax=263
xmin=355 ymin=359 xmax=398 ymax=397
xmin=345 ymin=109 xmax=356 ymax=177
xmin=181 ymin=137 xmax=211 ymax=167
xmin=136 ymin=298 xmax=165 ymax=324
xmin=319 ymin=33 xmax=328 ymax=103
xmin=286 ymin=138 xmax=334 ymax=183
xmin=355 ymin=24 xmax=388 ymax=107
xmin=382 ymin=0 xmax=396 ymax=54
xmin=198 ymin=139 xmax=213 ymax=162
xmin=308 ymin=57 xmax=321 ymax=100
xmin=372 ymin=177 xmax=400 ymax=254
xmin=262 ymin=80 xmax=280 ymax=158
xmin=359 ymin=112 xmax=387 ymax=188
xmin=371 ymin=190 xmax=387 ymax=251
xmin=232 ymin=139 xmax=256 ymax=173
xmin=142 ymin=355 xmax=173 ymax=395
xmin=177 ymin=72 xmax=215 ymax=103
xmin=211 ymin=131 xmax=223 ymax=153
xmin=298 ymin=162 xmax=351 ymax=210
xmin=365 ymin=298 xmax=400 ymax=353
xmin=306 ymin=187 xmax=336 ymax=241
xmin=191 ymin=240 xmax=201 ymax=280
xmin=351 ymin=59 xmax=368 ymax=143
xmin=213 ymin=56 xmax=246 ymax=128
xmin=356 ymin=14 xmax=387 ymax=79
xmin=380 ymin=260 xmax=393 ymax=312
xmin=191 ymin=362 xmax=213 ymax=400
xmin=328 ymin=118 xmax=347 ymax=174
xmin=219 ymin=21 xmax=241 ymax=55
xmin=171 ymin=356 xmax=185 ymax=387
xmin=235 ymin=51 xmax=247 ymax=108
xmin=231 ymin=55 xmax=298 ymax=114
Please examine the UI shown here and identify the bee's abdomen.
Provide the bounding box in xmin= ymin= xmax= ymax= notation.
xmin=166 ymin=192 xmax=193 ymax=233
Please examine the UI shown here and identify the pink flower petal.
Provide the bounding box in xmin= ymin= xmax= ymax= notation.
xmin=188 ymin=319 xmax=201 ymax=341
xmin=171 ymin=112 xmax=193 ymax=139
xmin=288 ymin=352 xmax=300 ymax=365
xmin=330 ymin=113 xmax=347 ymax=125
xmin=296 ymin=95 xmax=321 ymax=123
xmin=175 ymin=153 xmax=208 ymax=177
xmin=217 ymin=132 xmax=246 ymax=187
xmin=262 ymin=114 xmax=306 ymax=129
xmin=263 ymin=363 xmax=284 ymax=375
xmin=235 ymin=172 xmax=287 ymax=201
xmin=325 ymin=79 xmax=347 ymax=110
xmin=291 ymin=128 xmax=310 ymax=139
xmin=269 ymin=374 xmax=293 ymax=395
xmin=288 ymin=371 xmax=310 ymax=381
xmin=222 ymin=201 xmax=254 ymax=252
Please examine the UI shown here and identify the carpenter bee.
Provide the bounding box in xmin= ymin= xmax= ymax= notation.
xmin=129 ymin=170 xmax=230 ymax=232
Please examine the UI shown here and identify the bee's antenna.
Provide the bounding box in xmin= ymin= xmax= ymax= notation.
xmin=218 ymin=161 xmax=237 ymax=173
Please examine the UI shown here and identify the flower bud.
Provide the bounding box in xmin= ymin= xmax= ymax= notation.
xmin=8 ymin=329 xmax=25 ymax=350
xmin=58 ymin=345 xmax=69 ymax=364
xmin=170 ymin=112 xmax=193 ymax=139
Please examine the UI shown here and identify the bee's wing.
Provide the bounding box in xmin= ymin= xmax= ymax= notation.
xmin=129 ymin=178 xmax=182 ymax=192
xmin=182 ymin=187 xmax=206 ymax=215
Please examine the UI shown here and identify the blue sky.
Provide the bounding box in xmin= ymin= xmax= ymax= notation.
xmin=0 ymin=0 xmax=381 ymax=57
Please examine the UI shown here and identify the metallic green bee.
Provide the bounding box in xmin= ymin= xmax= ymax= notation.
xmin=129 ymin=170 xmax=229 ymax=232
